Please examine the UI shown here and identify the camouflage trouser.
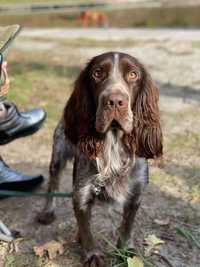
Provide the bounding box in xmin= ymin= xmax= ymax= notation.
xmin=0 ymin=54 xmax=9 ymax=116
xmin=0 ymin=59 xmax=9 ymax=101
xmin=0 ymin=24 xmax=21 ymax=101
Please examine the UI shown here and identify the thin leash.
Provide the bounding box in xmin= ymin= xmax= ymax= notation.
xmin=0 ymin=190 xmax=72 ymax=198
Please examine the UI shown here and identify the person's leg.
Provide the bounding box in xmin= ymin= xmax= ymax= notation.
xmin=0 ymin=60 xmax=9 ymax=119
xmin=0 ymin=25 xmax=46 ymax=242
xmin=0 ymin=27 xmax=46 ymax=193
xmin=0 ymin=103 xmax=7 ymax=119
xmin=0 ymin=64 xmax=45 ymax=243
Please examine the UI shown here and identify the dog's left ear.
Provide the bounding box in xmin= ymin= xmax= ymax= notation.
xmin=133 ymin=67 xmax=163 ymax=158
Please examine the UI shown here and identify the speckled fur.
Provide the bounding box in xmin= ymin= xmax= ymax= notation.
xmin=38 ymin=52 xmax=162 ymax=267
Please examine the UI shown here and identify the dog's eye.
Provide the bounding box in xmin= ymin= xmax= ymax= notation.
xmin=127 ymin=71 xmax=138 ymax=81
xmin=92 ymin=68 xmax=103 ymax=80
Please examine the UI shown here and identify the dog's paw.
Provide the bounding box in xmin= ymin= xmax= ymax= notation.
xmin=36 ymin=211 xmax=56 ymax=225
xmin=83 ymin=251 xmax=105 ymax=267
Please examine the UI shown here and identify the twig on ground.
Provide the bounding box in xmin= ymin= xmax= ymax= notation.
xmin=153 ymin=251 xmax=175 ymax=267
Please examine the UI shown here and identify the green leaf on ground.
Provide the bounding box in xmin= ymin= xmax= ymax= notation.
xmin=127 ymin=256 xmax=144 ymax=267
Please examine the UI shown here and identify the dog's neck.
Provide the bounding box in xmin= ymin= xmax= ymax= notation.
xmin=96 ymin=129 xmax=133 ymax=181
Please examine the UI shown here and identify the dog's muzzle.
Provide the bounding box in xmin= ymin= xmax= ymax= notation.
xmin=96 ymin=91 xmax=133 ymax=134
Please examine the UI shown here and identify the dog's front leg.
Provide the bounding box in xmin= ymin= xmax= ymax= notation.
xmin=73 ymin=192 xmax=94 ymax=251
xmin=117 ymin=158 xmax=149 ymax=248
xmin=37 ymin=119 xmax=74 ymax=225
xmin=117 ymin=184 xmax=141 ymax=249
xmin=73 ymin=191 xmax=105 ymax=267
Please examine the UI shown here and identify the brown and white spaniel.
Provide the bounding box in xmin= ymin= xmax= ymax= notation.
xmin=38 ymin=52 xmax=163 ymax=267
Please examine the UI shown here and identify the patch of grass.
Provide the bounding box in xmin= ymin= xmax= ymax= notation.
xmin=192 ymin=41 xmax=200 ymax=49
xmin=47 ymin=37 xmax=137 ymax=48
xmin=0 ymin=0 xmax=85 ymax=4
xmin=4 ymin=253 xmax=39 ymax=267
xmin=100 ymin=234 xmax=154 ymax=267
xmin=151 ymin=168 xmax=187 ymax=198
xmin=151 ymin=162 xmax=200 ymax=203
xmin=190 ymin=183 xmax=200 ymax=202
xmin=0 ymin=12 xmax=80 ymax=28
xmin=4 ymin=255 xmax=15 ymax=267
xmin=6 ymin=52 xmax=78 ymax=128
xmin=163 ymin=107 xmax=200 ymax=159
xmin=176 ymin=226 xmax=200 ymax=249
xmin=19 ymin=36 xmax=138 ymax=48
xmin=167 ymin=131 xmax=200 ymax=156
xmin=107 ymin=6 xmax=200 ymax=28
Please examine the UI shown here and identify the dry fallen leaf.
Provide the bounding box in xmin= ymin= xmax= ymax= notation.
xmin=33 ymin=240 xmax=64 ymax=260
xmin=144 ymin=234 xmax=165 ymax=257
xmin=154 ymin=218 xmax=170 ymax=226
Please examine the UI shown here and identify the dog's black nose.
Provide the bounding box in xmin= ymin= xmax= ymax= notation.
xmin=105 ymin=92 xmax=128 ymax=108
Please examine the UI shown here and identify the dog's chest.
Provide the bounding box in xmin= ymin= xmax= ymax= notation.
xmin=94 ymin=131 xmax=135 ymax=204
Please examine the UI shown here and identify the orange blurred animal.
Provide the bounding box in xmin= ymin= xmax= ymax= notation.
xmin=79 ymin=10 xmax=108 ymax=27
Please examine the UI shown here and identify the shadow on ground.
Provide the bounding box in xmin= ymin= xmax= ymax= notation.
xmin=159 ymin=82 xmax=200 ymax=103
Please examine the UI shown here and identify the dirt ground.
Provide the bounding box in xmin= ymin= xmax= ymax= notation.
xmin=0 ymin=28 xmax=200 ymax=267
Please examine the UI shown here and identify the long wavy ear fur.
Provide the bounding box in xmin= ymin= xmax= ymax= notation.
xmin=124 ymin=66 xmax=163 ymax=159
xmin=135 ymin=67 xmax=163 ymax=158
xmin=63 ymin=64 xmax=104 ymax=159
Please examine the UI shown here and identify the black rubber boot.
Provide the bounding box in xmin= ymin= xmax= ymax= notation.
xmin=0 ymin=102 xmax=46 ymax=145
xmin=0 ymin=157 xmax=44 ymax=198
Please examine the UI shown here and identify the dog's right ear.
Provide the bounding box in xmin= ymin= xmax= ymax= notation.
xmin=64 ymin=64 xmax=104 ymax=159
xmin=64 ymin=66 xmax=92 ymax=145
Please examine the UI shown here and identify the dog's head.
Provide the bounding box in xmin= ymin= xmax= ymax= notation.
xmin=64 ymin=52 xmax=162 ymax=159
